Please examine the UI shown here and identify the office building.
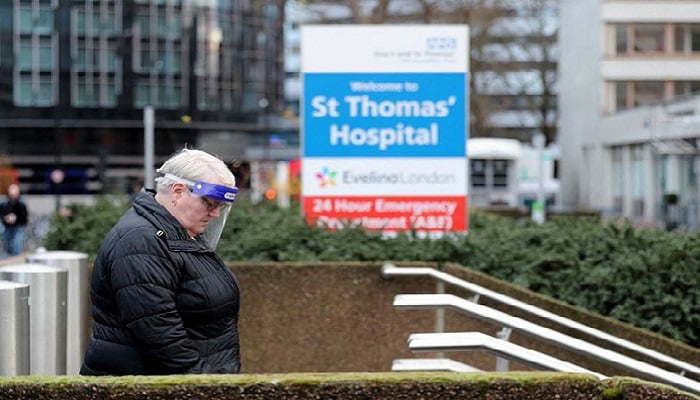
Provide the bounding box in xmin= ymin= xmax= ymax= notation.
xmin=0 ymin=0 xmax=287 ymax=194
xmin=559 ymin=0 xmax=700 ymax=229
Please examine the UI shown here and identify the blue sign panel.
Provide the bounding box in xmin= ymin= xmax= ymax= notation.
xmin=304 ymin=73 xmax=467 ymax=158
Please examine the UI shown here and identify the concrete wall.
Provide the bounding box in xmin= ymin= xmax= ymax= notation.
xmin=232 ymin=262 xmax=699 ymax=380
xmin=1 ymin=257 xmax=697 ymax=380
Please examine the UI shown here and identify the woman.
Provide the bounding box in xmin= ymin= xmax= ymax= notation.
xmin=81 ymin=148 xmax=241 ymax=375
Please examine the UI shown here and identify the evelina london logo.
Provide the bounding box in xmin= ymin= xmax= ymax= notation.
xmin=315 ymin=167 xmax=337 ymax=188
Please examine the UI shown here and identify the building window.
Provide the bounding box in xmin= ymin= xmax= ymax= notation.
xmin=106 ymin=44 xmax=118 ymax=72
xmin=615 ymin=24 xmax=627 ymax=54
xmin=38 ymin=38 xmax=53 ymax=71
xmin=72 ymin=78 xmax=118 ymax=108
xmin=17 ymin=39 xmax=33 ymax=70
xmin=633 ymin=24 xmax=665 ymax=53
xmin=36 ymin=7 xmax=54 ymax=35
xmin=197 ymin=79 xmax=221 ymax=110
xmin=471 ymin=160 xmax=486 ymax=188
xmin=633 ymin=81 xmax=664 ymax=107
xmin=102 ymin=11 xmax=117 ymax=36
xmin=674 ymin=24 xmax=700 ymax=54
xmin=167 ymin=18 xmax=182 ymax=40
xmin=138 ymin=48 xmax=154 ymax=72
xmin=75 ymin=80 xmax=98 ymax=107
xmin=158 ymin=84 xmax=180 ymax=109
xmin=17 ymin=7 xmax=34 ymax=35
xmin=611 ymin=80 xmax=696 ymax=111
xmin=220 ymin=81 xmax=233 ymax=111
xmin=74 ymin=44 xmax=104 ymax=72
xmin=681 ymin=154 xmax=698 ymax=201
xmin=614 ymin=81 xmax=628 ymax=110
xmin=613 ymin=23 xmax=666 ymax=55
xmin=105 ymin=82 xmax=117 ymax=107
xmin=14 ymin=74 xmax=54 ymax=107
xmin=157 ymin=15 xmax=168 ymax=38
xmin=470 ymin=159 xmax=511 ymax=189
xmin=36 ymin=82 xmax=52 ymax=106
xmin=74 ymin=47 xmax=86 ymax=71
xmin=74 ymin=7 xmax=118 ymax=37
xmin=15 ymin=75 xmax=34 ymax=106
xmin=134 ymin=13 xmax=150 ymax=36
xmin=16 ymin=37 xmax=53 ymax=71
xmin=674 ymin=81 xmax=700 ymax=96
xmin=134 ymin=80 xmax=151 ymax=108
xmin=493 ymin=159 xmax=509 ymax=188
xmin=163 ymin=49 xmax=182 ymax=74
xmin=134 ymin=79 xmax=181 ymax=109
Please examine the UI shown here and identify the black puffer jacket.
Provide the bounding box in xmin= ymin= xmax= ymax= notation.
xmin=80 ymin=189 xmax=241 ymax=375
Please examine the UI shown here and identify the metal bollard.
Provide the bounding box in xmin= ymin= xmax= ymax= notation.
xmin=27 ymin=250 xmax=89 ymax=375
xmin=0 ymin=280 xmax=30 ymax=376
xmin=0 ymin=263 xmax=68 ymax=375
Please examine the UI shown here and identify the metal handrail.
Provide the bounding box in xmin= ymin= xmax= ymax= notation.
xmin=392 ymin=358 xmax=481 ymax=372
xmin=407 ymin=331 xmax=607 ymax=379
xmin=394 ymin=293 xmax=700 ymax=395
xmin=382 ymin=263 xmax=699 ymax=376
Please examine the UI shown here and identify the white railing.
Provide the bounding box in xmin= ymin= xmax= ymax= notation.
xmin=393 ymin=293 xmax=700 ymax=395
xmin=382 ymin=263 xmax=699 ymax=377
xmin=391 ymin=358 xmax=481 ymax=372
xmin=407 ymin=331 xmax=606 ymax=379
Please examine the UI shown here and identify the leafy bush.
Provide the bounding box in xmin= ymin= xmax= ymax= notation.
xmin=42 ymin=197 xmax=700 ymax=347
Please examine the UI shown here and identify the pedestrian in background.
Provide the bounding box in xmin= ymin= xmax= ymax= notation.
xmin=0 ymin=183 xmax=28 ymax=256
xmin=80 ymin=148 xmax=242 ymax=375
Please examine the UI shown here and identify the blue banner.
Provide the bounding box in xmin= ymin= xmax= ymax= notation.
xmin=303 ymin=73 xmax=467 ymax=158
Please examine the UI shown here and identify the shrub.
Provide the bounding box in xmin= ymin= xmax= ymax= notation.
xmin=41 ymin=197 xmax=700 ymax=347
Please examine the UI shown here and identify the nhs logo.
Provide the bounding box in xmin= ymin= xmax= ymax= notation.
xmin=426 ymin=37 xmax=457 ymax=50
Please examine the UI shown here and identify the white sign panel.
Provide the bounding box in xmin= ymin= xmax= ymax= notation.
xmin=301 ymin=25 xmax=470 ymax=234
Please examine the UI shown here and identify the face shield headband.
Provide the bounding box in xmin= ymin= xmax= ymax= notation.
xmin=163 ymin=173 xmax=238 ymax=203
xmin=163 ymin=173 xmax=238 ymax=251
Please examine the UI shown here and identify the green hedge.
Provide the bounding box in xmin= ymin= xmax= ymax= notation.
xmin=2 ymin=372 xmax=697 ymax=400
xmin=42 ymin=197 xmax=700 ymax=347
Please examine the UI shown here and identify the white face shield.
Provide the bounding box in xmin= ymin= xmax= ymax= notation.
xmin=164 ymin=173 xmax=238 ymax=250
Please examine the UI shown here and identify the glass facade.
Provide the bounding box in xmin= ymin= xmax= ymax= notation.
xmin=13 ymin=0 xmax=58 ymax=107
xmin=0 ymin=0 xmax=286 ymax=194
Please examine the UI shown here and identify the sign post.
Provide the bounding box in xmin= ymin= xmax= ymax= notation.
xmin=144 ymin=106 xmax=154 ymax=190
xmin=300 ymin=25 xmax=470 ymax=236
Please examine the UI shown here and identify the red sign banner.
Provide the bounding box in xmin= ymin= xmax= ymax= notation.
xmin=303 ymin=195 xmax=468 ymax=232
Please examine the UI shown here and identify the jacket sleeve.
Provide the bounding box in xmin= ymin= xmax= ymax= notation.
xmin=109 ymin=239 xmax=208 ymax=374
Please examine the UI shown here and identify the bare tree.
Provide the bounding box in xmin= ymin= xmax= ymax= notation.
xmin=290 ymin=0 xmax=558 ymax=143
xmin=493 ymin=0 xmax=559 ymax=144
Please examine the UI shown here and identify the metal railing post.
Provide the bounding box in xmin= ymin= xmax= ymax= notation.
xmin=27 ymin=250 xmax=89 ymax=375
xmin=0 ymin=280 xmax=30 ymax=376
xmin=0 ymin=263 xmax=68 ymax=375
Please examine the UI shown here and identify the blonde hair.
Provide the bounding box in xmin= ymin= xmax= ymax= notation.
xmin=154 ymin=148 xmax=235 ymax=193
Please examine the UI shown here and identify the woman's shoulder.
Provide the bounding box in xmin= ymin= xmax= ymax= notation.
xmin=101 ymin=210 xmax=166 ymax=250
